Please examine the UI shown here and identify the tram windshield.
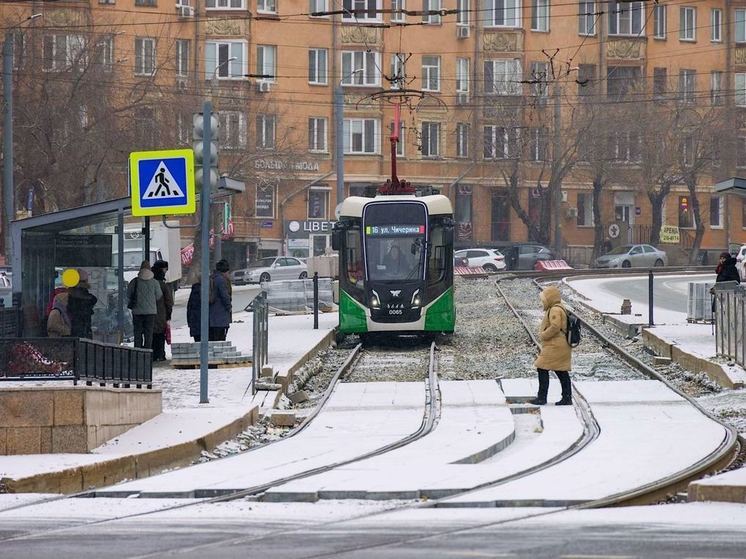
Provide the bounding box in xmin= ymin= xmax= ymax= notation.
xmin=364 ymin=203 xmax=426 ymax=281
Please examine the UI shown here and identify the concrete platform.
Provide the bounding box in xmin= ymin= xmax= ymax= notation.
xmin=689 ymin=466 xmax=746 ymax=503
xmin=442 ymin=380 xmax=727 ymax=507
xmin=95 ymin=382 xmax=426 ymax=498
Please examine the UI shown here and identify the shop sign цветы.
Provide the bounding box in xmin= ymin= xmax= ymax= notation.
xmin=255 ymin=159 xmax=320 ymax=172
xmin=284 ymin=220 xmax=336 ymax=239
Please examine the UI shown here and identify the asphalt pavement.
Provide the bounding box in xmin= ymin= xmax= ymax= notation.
xmin=595 ymin=273 xmax=713 ymax=314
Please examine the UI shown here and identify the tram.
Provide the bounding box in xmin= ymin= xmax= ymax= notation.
xmin=333 ymin=192 xmax=455 ymax=339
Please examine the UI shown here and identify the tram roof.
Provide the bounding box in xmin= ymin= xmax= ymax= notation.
xmin=337 ymin=195 xmax=453 ymax=218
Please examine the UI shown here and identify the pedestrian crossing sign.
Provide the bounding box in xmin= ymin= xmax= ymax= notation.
xmin=129 ymin=149 xmax=196 ymax=216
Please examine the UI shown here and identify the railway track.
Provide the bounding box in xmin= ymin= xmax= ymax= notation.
xmin=497 ymin=277 xmax=741 ymax=506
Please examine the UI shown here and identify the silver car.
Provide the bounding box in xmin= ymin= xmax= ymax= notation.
xmin=595 ymin=244 xmax=668 ymax=269
xmin=232 ymin=257 xmax=308 ymax=284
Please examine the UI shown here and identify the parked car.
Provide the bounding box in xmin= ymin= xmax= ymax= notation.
xmin=454 ymin=249 xmax=506 ymax=272
xmin=501 ymin=244 xmax=556 ymax=270
xmin=232 ymin=257 xmax=308 ymax=284
xmin=735 ymin=245 xmax=746 ymax=280
xmin=594 ymin=244 xmax=667 ymax=269
xmin=0 ymin=271 xmax=10 ymax=307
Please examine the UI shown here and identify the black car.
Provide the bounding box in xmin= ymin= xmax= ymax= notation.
xmin=500 ymin=244 xmax=556 ymax=270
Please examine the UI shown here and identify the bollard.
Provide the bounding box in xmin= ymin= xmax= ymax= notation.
xmin=648 ymin=269 xmax=654 ymax=327
xmin=313 ymin=272 xmax=319 ymax=330
xmin=621 ymin=299 xmax=632 ymax=315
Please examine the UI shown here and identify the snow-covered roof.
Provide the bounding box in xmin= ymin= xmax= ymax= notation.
xmin=337 ymin=195 xmax=453 ymax=218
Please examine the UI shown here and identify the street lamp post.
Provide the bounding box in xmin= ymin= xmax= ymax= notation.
xmin=2 ymin=14 xmax=41 ymax=270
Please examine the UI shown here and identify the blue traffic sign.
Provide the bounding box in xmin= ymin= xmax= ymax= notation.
xmin=129 ymin=149 xmax=196 ymax=217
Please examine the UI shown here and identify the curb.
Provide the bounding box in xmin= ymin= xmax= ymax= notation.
xmin=642 ymin=328 xmax=744 ymax=389
xmin=2 ymin=329 xmax=336 ymax=494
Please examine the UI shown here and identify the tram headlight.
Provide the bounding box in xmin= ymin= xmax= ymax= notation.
xmin=370 ymin=290 xmax=381 ymax=308
xmin=411 ymin=289 xmax=421 ymax=308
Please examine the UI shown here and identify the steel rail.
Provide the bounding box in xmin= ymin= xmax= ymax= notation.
xmin=528 ymin=276 xmax=741 ymax=506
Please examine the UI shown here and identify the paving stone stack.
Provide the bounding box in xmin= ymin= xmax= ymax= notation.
xmin=171 ymin=341 xmax=251 ymax=368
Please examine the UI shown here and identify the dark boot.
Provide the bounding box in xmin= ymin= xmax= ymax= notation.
xmin=530 ymin=369 xmax=549 ymax=405
xmin=556 ymin=372 xmax=572 ymax=405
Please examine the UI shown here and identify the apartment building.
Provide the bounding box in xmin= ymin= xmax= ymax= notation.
xmin=5 ymin=0 xmax=746 ymax=267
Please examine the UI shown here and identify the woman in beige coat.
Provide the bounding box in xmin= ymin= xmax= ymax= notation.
xmin=531 ymin=286 xmax=573 ymax=406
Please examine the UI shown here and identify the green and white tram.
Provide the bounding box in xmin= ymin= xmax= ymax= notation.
xmin=332 ymin=192 xmax=455 ymax=339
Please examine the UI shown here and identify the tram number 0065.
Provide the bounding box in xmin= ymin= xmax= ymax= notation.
xmin=388 ymin=309 xmax=403 ymax=315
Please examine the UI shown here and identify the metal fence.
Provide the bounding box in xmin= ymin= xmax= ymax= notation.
xmin=0 ymin=337 xmax=152 ymax=387
xmin=714 ymin=286 xmax=746 ymax=367
xmin=252 ymin=291 xmax=269 ymax=394
xmin=0 ymin=307 xmax=21 ymax=338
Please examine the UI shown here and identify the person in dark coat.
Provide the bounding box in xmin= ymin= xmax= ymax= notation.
xmin=711 ymin=252 xmax=740 ymax=312
xmin=151 ymin=260 xmax=174 ymax=361
xmin=67 ymin=272 xmax=98 ymax=339
xmin=208 ymin=259 xmax=232 ymax=341
xmin=186 ymin=279 xmax=202 ymax=342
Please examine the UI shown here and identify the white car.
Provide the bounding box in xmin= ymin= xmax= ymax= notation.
xmin=232 ymin=257 xmax=308 ymax=284
xmin=735 ymin=245 xmax=746 ymax=280
xmin=454 ymin=249 xmax=506 ymax=272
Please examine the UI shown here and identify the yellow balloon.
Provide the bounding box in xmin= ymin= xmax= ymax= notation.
xmin=61 ymin=268 xmax=80 ymax=288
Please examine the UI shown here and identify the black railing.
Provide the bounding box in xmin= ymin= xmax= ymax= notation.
xmin=0 ymin=307 xmax=22 ymax=338
xmin=0 ymin=338 xmax=152 ymax=388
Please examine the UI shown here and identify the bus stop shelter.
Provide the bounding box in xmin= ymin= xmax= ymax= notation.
xmin=10 ymin=197 xmax=134 ymax=339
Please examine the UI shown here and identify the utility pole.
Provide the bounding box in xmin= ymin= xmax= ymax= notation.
xmin=2 ymin=33 xmax=14 ymax=268
xmin=198 ymin=100 xmax=213 ymax=404
xmin=552 ymin=82 xmax=562 ymax=255
xmin=334 ymin=85 xmax=344 ymax=207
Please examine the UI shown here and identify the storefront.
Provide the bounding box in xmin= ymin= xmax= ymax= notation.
xmin=284 ymin=219 xmax=336 ymax=258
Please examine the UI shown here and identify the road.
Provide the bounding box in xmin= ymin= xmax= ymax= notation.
xmin=170 ymin=284 xmax=262 ymax=328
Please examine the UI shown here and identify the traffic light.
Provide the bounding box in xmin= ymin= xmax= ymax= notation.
xmin=193 ymin=112 xmax=220 ymax=190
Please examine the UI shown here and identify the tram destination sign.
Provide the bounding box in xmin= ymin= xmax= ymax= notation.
xmin=365 ymin=225 xmax=425 ymax=237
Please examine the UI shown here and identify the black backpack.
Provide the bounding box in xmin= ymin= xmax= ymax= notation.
xmin=553 ymin=305 xmax=581 ymax=348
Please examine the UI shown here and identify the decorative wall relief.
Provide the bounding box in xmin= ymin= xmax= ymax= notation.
xmin=205 ymin=19 xmax=243 ymax=36
xmin=483 ymin=32 xmax=519 ymax=52
xmin=340 ymin=26 xmax=381 ymax=45
xmin=607 ymin=39 xmax=642 ymax=59
xmin=44 ymin=9 xmax=85 ymax=27
xmin=735 ymin=47 xmax=746 ymax=66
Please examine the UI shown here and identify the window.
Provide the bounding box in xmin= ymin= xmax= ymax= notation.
xmin=680 ymin=7 xmax=696 ymax=41
xmin=456 ymin=123 xmax=469 ymax=157
xmin=97 ymin=36 xmax=114 ymax=72
xmin=577 ymin=64 xmax=595 ymax=96
xmin=343 ymin=0 xmax=380 ymax=21
xmin=577 ymin=193 xmax=593 ymax=226
xmin=681 ymin=136 xmax=694 ymax=166
xmin=135 ymin=0 xmax=156 ymax=5
xmin=530 ymin=61 xmax=548 ymax=98
xmin=177 ymin=112 xmax=191 ymax=145
xmin=484 ymin=126 xmax=519 ymax=159
xmin=421 ymin=122 xmax=441 ymax=157
xmin=134 ymin=37 xmax=156 ymax=76
xmin=531 ymin=0 xmax=549 ymax=31
xmin=392 ymin=121 xmax=406 ymax=156
xmin=308 ymin=48 xmax=328 ymax=84
xmin=607 ymin=66 xmax=640 ymax=99
xmin=219 ymin=111 xmax=247 ymax=149
xmin=205 ymin=41 xmax=245 ymax=79
xmin=344 ymin=118 xmax=379 ymax=154
xmin=484 ymin=59 xmax=522 ymax=95
xmin=43 ymin=34 xmax=86 ymax=71
xmin=679 ymin=69 xmax=696 ymax=103
xmin=421 ymin=55 xmax=440 ymax=91
xmin=341 ymin=51 xmax=380 ymax=85
xmin=206 ymin=0 xmax=244 ymax=8
xmin=528 ymin=127 xmax=548 ymax=161
xmin=391 ymin=53 xmax=406 ymax=89
xmin=578 ymin=0 xmax=595 ymax=35
xmin=308 ymin=190 xmax=328 ymax=219
xmin=711 ymin=71 xmax=723 ymax=105
xmin=176 ymin=39 xmax=189 ymax=78
xmin=310 ymin=0 xmax=327 ymax=14
xmin=257 ymin=0 xmax=276 ymax=13
xmin=710 ymin=196 xmax=724 ymax=227
xmin=678 ymin=196 xmax=694 ymax=229
xmin=608 ymin=1 xmax=644 ymax=36
xmin=392 ymin=0 xmax=406 ymax=22
xmin=488 ymin=0 xmax=521 ymax=27
xmin=653 ymin=4 xmax=666 ymax=38
xmin=739 ymin=137 xmax=746 ymax=168
xmin=738 ymin=9 xmax=746 ymax=43
xmin=308 ymin=117 xmax=327 ymax=152
xmin=712 ymin=8 xmax=722 ymax=42
xmin=609 ymin=131 xmax=640 ymax=162
xmin=256 ymin=45 xmax=277 ymax=82
xmin=423 ymin=0 xmax=441 ymax=24
xmin=10 ymin=31 xmax=24 ymax=69
xmin=737 ymin=73 xmax=746 ymax=107
xmin=135 ymin=107 xmax=156 ymax=146
xmin=456 ymin=58 xmax=470 ymax=93
xmin=457 ymin=0 xmax=469 ymax=25
xmin=653 ymin=67 xmax=667 ymax=99
xmin=256 ymin=114 xmax=276 ymax=149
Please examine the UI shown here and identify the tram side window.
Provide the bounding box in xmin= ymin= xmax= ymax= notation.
xmin=428 ymin=222 xmax=446 ymax=285
xmin=345 ymin=226 xmax=364 ymax=289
